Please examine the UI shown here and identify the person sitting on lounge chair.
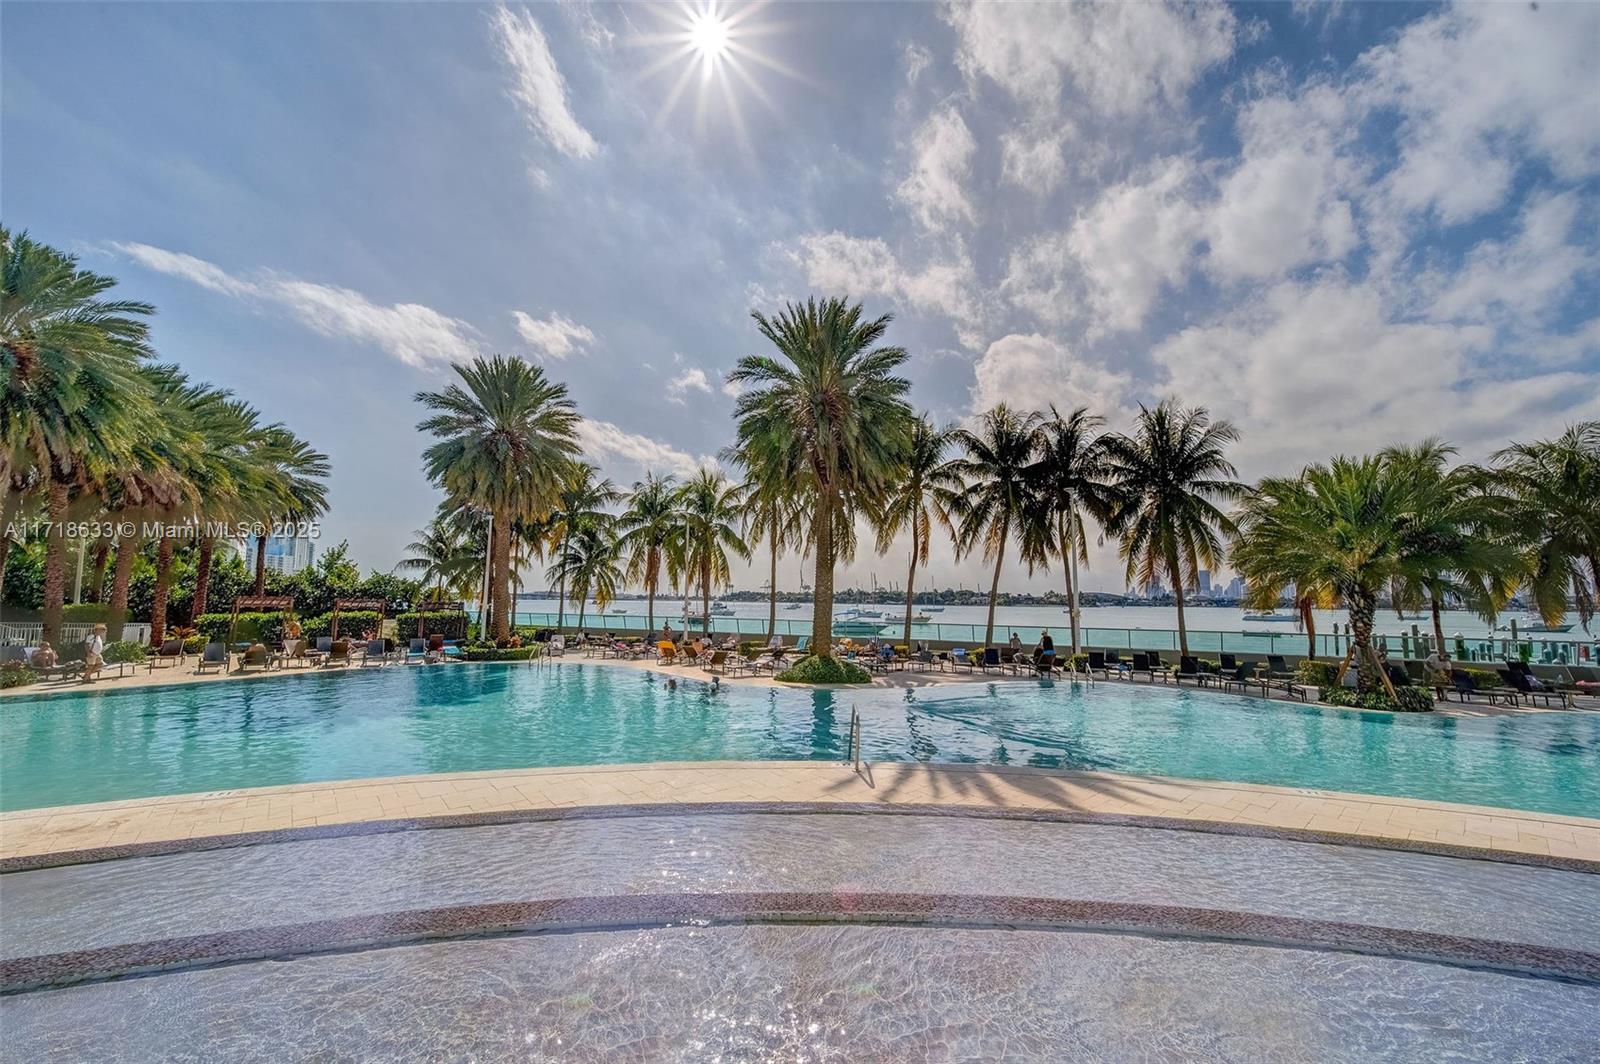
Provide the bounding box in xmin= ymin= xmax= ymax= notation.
xmin=32 ymin=641 xmax=57 ymax=670
xmin=426 ymin=634 xmax=447 ymax=664
xmin=1033 ymin=629 xmax=1055 ymax=664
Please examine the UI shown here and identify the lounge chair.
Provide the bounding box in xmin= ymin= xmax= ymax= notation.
xmin=322 ymin=640 xmax=352 ymax=668
xmin=404 ymin=638 xmax=427 ymax=664
xmin=33 ymin=658 xmax=83 ymax=682
xmin=149 ymin=638 xmax=185 ymax=670
xmin=1499 ymin=666 xmax=1569 ymax=708
xmin=360 ymin=639 xmax=390 ymax=667
xmin=1219 ymin=653 xmax=1239 ymax=673
xmin=1086 ymin=650 xmax=1109 ymax=679
xmin=1033 ymin=649 xmax=1057 ymax=678
xmin=911 ymin=646 xmax=938 ymax=672
xmin=1175 ymin=655 xmax=1207 ymax=685
xmin=980 ymin=647 xmax=1006 ymax=675
xmin=1219 ymin=662 xmax=1260 ymax=695
xmin=701 ymin=649 xmax=729 ymax=675
xmin=1129 ymin=652 xmax=1159 ymax=682
xmin=548 ymin=635 xmax=566 ymax=657
xmin=1266 ymin=655 xmax=1295 ymax=681
xmin=1448 ymin=672 xmax=1515 ymax=706
xmin=1105 ymin=650 xmax=1125 ymax=675
xmin=305 ymin=636 xmax=331 ymax=666
xmin=1146 ymin=650 xmax=1171 ymax=682
xmin=195 ymin=641 xmax=228 ymax=674
xmin=949 ymin=648 xmax=976 ymax=672
xmin=237 ymin=645 xmax=272 ymax=673
xmin=656 ymin=641 xmax=678 ymax=666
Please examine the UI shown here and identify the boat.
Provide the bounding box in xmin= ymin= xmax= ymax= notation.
xmin=609 ymin=608 xmax=629 ymax=614
xmin=911 ymin=613 xmax=931 ymax=623
xmin=832 ymin=618 xmax=887 ymax=637
xmin=709 ymin=602 xmax=735 ymax=615
xmin=1241 ymin=612 xmax=1298 ymax=623
xmin=784 ymin=602 xmax=804 ymax=611
xmin=1508 ymin=616 xmax=1575 ymax=634
xmin=922 ymin=605 xmax=944 ymax=613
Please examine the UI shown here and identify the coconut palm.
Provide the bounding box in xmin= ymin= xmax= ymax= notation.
xmin=1233 ymin=454 xmax=1456 ymax=692
xmin=869 ymin=415 xmax=960 ymax=645
xmin=1380 ymin=440 xmax=1518 ymax=649
xmin=250 ymin=426 xmax=330 ymax=596
xmin=616 ymin=473 xmax=679 ymax=630
xmin=416 ymin=355 xmax=580 ymax=642
xmin=1492 ymin=422 xmax=1600 ymax=628
xmin=185 ymin=393 xmax=272 ymax=621
xmin=728 ymin=297 xmax=915 ymax=655
xmin=549 ymin=465 xmax=621 ymax=629
xmin=1029 ymin=406 xmax=1114 ymax=656
xmin=946 ymin=405 xmax=1044 ymax=649
xmin=1 ymin=228 xmax=153 ymax=644
xmin=547 ymin=521 xmax=623 ymax=630
xmin=1102 ymin=401 xmax=1242 ymax=658
xmin=675 ymin=468 xmax=749 ymax=632
xmin=735 ymin=471 xmax=805 ymax=640
xmin=396 ymin=515 xmax=480 ymax=604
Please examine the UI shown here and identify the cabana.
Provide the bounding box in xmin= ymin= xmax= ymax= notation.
xmin=330 ymin=597 xmax=388 ymax=640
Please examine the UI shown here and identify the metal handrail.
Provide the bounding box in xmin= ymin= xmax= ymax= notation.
xmin=846 ymin=705 xmax=862 ymax=771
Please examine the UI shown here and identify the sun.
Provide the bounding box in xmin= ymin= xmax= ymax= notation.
xmin=688 ymin=11 xmax=730 ymax=66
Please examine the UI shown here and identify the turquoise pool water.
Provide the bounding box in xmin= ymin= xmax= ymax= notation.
xmin=1 ymin=664 xmax=1596 ymax=816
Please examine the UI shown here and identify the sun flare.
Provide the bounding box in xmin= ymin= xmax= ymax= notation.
xmin=688 ymin=11 xmax=730 ymax=64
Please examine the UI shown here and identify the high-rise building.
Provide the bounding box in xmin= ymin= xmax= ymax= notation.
xmin=238 ymin=534 xmax=317 ymax=576
xmin=1197 ymin=570 xmax=1211 ymax=594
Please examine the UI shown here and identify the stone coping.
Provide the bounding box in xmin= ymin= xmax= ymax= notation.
xmin=4 ymin=891 xmax=1597 ymax=994
xmin=4 ymin=761 xmax=1597 ymax=865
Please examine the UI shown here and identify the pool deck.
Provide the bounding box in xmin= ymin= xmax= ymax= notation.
xmin=4 ymin=760 xmax=1597 ymax=866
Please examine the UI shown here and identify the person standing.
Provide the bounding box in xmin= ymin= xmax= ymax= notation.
xmin=81 ymin=623 xmax=107 ymax=683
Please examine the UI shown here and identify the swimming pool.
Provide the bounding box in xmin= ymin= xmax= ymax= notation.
xmin=1 ymin=664 xmax=1596 ymax=815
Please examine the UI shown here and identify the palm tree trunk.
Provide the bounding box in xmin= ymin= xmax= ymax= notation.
xmin=1299 ymin=595 xmax=1317 ymax=659
xmin=1169 ymin=550 xmax=1189 ymax=658
xmin=1061 ymin=514 xmax=1080 ymax=656
xmin=253 ymin=535 xmax=268 ymax=596
xmin=1430 ymin=591 xmax=1445 ymax=652
xmin=191 ymin=535 xmax=214 ymax=621
xmin=490 ymin=512 xmax=513 ymax=642
xmin=108 ymin=533 xmax=141 ymax=642
xmin=701 ymin=556 xmax=711 ymax=640
xmin=150 ymin=532 xmax=174 ymax=645
xmin=811 ymin=497 xmax=834 ymax=656
xmin=903 ymin=523 xmax=918 ymax=647
xmin=646 ymin=549 xmax=658 ymax=631
xmin=556 ymin=529 xmax=570 ymax=629
xmin=768 ymin=524 xmax=778 ymax=641
xmin=1348 ymin=590 xmax=1378 ymax=692
xmin=41 ymin=479 xmax=70 ymax=647
xmin=87 ymin=539 xmax=110 ymax=603
xmin=983 ymin=518 xmax=1008 ymax=649
xmin=0 ymin=534 xmax=9 ymax=606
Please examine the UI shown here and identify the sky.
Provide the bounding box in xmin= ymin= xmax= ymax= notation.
xmin=3 ymin=1 xmax=1597 ymax=594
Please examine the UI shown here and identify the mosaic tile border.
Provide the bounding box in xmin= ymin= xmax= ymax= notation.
xmin=4 ymin=800 xmax=1596 ymax=876
xmin=4 ymin=890 xmax=1598 ymax=995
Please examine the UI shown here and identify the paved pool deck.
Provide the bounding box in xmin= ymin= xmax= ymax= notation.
xmin=4 ymin=760 xmax=1597 ymax=866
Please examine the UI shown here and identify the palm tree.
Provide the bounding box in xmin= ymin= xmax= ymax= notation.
xmin=547 ymin=521 xmax=623 ymax=630
xmin=1029 ymin=406 xmax=1114 ymax=656
xmin=1380 ymin=440 xmax=1518 ymax=649
xmin=1103 ymin=401 xmax=1242 ymax=658
xmin=677 ymin=468 xmax=749 ymax=632
xmin=728 ymin=297 xmax=915 ymax=655
xmin=416 ymin=355 xmax=581 ymax=642
xmin=185 ymin=393 xmax=272 ymax=621
xmin=396 ymin=514 xmax=480 ymax=604
xmin=870 ymin=415 xmax=959 ymax=645
xmin=549 ymin=465 xmax=621 ymax=629
xmin=1492 ymin=422 xmax=1600 ymax=628
xmin=251 ymin=426 xmax=330 ymax=595
xmin=616 ymin=473 xmax=678 ymax=630
xmin=735 ymin=471 xmax=805 ymax=640
xmin=946 ymin=405 xmax=1044 ymax=649
xmin=1234 ymin=455 xmax=1446 ymax=692
xmin=1 ymin=228 xmax=153 ymax=645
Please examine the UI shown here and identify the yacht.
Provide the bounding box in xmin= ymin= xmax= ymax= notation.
xmin=709 ymin=602 xmax=735 ymax=615
xmin=1508 ymin=616 xmax=1575 ymax=634
xmin=1241 ymin=611 xmax=1298 ymax=623
xmin=784 ymin=602 xmax=804 ymax=611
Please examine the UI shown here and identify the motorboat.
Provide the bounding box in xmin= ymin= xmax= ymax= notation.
xmin=709 ymin=602 xmax=735 ymax=615
xmin=1241 ymin=612 xmax=1298 ymax=623
xmin=784 ymin=602 xmax=804 ymax=610
xmin=922 ymin=605 xmax=945 ymax=613
xmin=832 ymin=618 xmax=887 ymax=637
xmin=1508 ymin=616 xmax=1575 ymax=634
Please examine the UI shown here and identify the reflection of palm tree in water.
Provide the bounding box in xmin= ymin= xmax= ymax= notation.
xmin=808 ymin=690 xmax=840 ymax=758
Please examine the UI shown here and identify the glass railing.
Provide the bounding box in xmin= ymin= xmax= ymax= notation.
xmin=496 ymin=610 xmax=1599 ymax=665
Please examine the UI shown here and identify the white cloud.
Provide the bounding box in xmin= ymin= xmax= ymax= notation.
xmin=1427 ymin=191 xmax=1595 ymax=328
xmin=1000 ymin=231 xmax=1077 ymax=328
xmin=1359 ymin=3 xmax=1600 ymax=223
xmin=969 ymin=333 xmax=1135 ymax=421
xmin=576 ymin=419 xmax=710 ymax=479
xmin=490 ymin=5 xmax=599 ymax=160
xmin=116 ymin=243 xmax=480 ymax=367
xmin=788 ymin=232 xmax=986 ymax=348
xmin=1204 ymin=84 xmax=1360 ymax=280
xmin=902 ymin=41 xmax=932 ymax=84
xmin=559 ymin=0 xmax=614 ymax=51
xmin=999 ymin=128 xmax=1068 ymax=196
xmin=896 ymin=106 xmax=977 ymax=231
xmin=946 ymin=1 xmax=1237 ymax=115
xmin=666 ymin=366 xmax=713 ymax=404
xmin=1152 ymin=278 xmax=1598 ymax=473
xmin=512 ymin=310 xmax=595 ymax=359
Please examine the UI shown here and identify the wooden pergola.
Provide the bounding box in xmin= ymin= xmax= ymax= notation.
xmin=227 ymin=595 xmax=295 ymax=648
xmin=330 ymin=598 xmax=388 ymax=640
xmin=414 ymin=600 xmax=465 ymax=638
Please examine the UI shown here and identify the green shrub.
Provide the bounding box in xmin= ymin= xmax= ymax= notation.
xmin=396 ymin=610 xmax=469 ymax=642
xmin=62 ymin=603 xmax=113 ymax=623
xmin=1 ymin=661 xmax=36 ymax=689
xmin=102 ymin=640 xmax=147 ymax=665
xmin=194 ymin=612 xmax=287 ymax=645
xmin=182 ymin=635 xmax=206 ymax=654
xmin=460 ymin=645 xmax=540 ymax=661
xmin=1459 ymin=666 xmax=1504 ymax=689
xmin=1295 ymin=660 xmax=1341 ymax=687
xmin=775 ymin=654 xmax=873 ymax=684
xmin=303 ymin=611 xmax=382 ymax=640
xmin=1319 ymin=686 xmax=1434 ymax=713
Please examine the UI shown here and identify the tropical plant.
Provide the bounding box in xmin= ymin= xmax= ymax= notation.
xmin=946 ymin=405 xmax=1043 ymax=649
xmin=674 ymin=468 xmax=749 ymax=630
xmin=416 ymin=355 xmax=581 ymax=642
xmin=183 ymin=391 xmax=272 ymax=621
xmin=1233 ymin=455 xmax=1437 ymax=693
xmin=548 ymin=465 xmax=621 ymax=629
xmin=869 ymin=415 xmax=959 ymax=644
xmin=1491 ymin=422 xmax=1600 ymax=628
xmin=250 ymin=425 xmax=330 ymax=595
xmin=736 ymin=472 xmax=805 ymax=640
xmin=547 ymin=521 xmax=623 ymax=630
xmin=729 ymin=297 xmax=915 ymax=655
xmin=1103 ymin=401 xmax=1242 ymax=658
xmin=395 ymin=514 xmax=480 ymax=604
xmin=1028 ymin=406 xmax=1114 ymax=656
xmin=1 ymin=228 xmax=153 ymax=644
xmin=616 ymin=473 xmax=680 ymax=631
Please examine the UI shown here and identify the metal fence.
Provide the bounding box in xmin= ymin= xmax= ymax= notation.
xmin=0 ymin=622 xmax=152 ymax=647
xmin=502 ymin=611 xmax=1599 ymax=665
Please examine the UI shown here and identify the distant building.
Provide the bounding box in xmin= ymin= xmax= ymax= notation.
xmin=1226 ymin=576 xmax=1245 ymax=598
xmin=238 ymin=534 xmax=316 ymax=576
xmin=1197 ymin=570 xmax=1211 ymax=594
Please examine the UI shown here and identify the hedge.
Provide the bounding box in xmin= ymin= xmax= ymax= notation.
xmin=1319 ymin=685 xmax=1435 ymax=713
xmin=460 ymin=645 xmax=540 ymax=662
xmin=302 ymin=611 xmax=382 ymax=640
xmin=775 ymin=655 xmax=872 ymax=684
xmin=103 ymin=640 xmax=147 ymax=665
xmin=396 ymin=611 xmax=470 ymax=642
xmin=1295 ymin=660 xmax=1341 ymax=687
xmin=195 ymin=612 xmax=287 ymax=645
xmin=1 ymin=662 xmax=35 ymax=689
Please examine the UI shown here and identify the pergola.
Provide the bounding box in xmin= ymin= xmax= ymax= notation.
xmin=330 ymin=598 xmax=388 ymax=640
xmin=227 ymin=595 xmax=295 ymax=648
xmin=414 ymin=600 xmax=465 ymax=638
